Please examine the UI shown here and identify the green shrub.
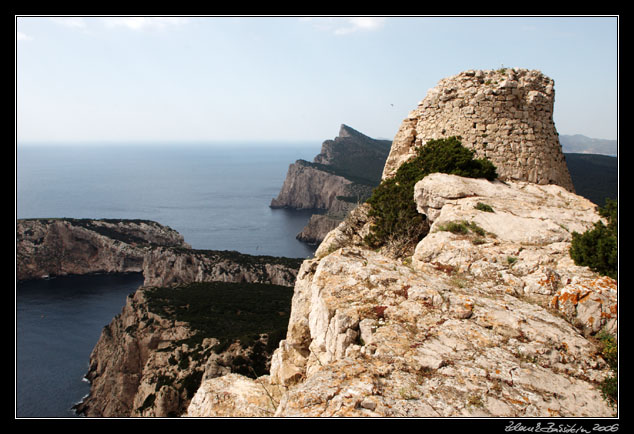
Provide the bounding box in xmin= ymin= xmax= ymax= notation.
xmin=596 ymin=330 xmax=618 ymax=406
xmin=437 ymin=220 xmax=487 ymax=237
xmin=475 ymin=202 xmax=494 ymax=213
xmin=438 ymin=221 xmax=470 ymax=235
xmin=597 ymin=330 xmax=617 ymax=370
xmin=364 ymin=137 xmax=497 ymax=254
xmin=601 ymin=373 xmax=618 ymax=406
xmin=569 ymin=199 xmax=617 ymax=280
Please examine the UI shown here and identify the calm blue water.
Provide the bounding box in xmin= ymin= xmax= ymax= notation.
xmin=16 ymin=144 xmax=321 ymax=258
xmin=15 ymin=143 xmax=321 ymax=418
xmin=16 ymin=273 xmax=145 ymax=418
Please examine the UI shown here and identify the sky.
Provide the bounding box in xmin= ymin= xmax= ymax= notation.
xmin=15 ymin=15 xmax=619 ymax=145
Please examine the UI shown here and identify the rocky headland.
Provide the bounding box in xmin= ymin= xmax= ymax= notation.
xmin=72 ymin=280 xmax=296 ymax=417
xmin=185 ymin=69 xmax=618 ymax=418
xmin=188 ymin=174 xmax=617 ymax=417
xmin=271 ymin=124 xmax=391 ymax=244
xmin=16 ymin=217 xmax=303 ymax=417
xmin=16 ymin=218 xmax=189 ymax=281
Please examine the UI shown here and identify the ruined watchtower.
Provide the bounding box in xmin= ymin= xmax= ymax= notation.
xmin=383 ymin=68 xmax=575 ymax=192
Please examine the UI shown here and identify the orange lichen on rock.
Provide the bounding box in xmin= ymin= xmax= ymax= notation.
xmin=550 ymin=276 xmax=617 ymax=335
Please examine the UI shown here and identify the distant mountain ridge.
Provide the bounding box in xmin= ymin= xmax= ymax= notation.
xmin=560 ymin=134 xmax=617 ymax=156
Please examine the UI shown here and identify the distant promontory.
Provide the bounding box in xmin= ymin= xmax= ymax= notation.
xmin=270 ymin=124 xmax=392 ymax=244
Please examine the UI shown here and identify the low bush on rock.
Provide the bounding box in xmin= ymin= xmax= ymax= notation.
xmin=596 ymin=329 xmax=618 ymax=406
xmin=364 ymin=137 xmax=497 ymax=255
xmin=569 ymin=198 xmax=617 ymax=280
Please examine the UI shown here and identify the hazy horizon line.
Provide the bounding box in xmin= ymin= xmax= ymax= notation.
xmin=16 ymin=139 xmax=326 ymax=148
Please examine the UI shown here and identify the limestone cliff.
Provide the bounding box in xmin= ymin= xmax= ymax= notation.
xmin=271 ymin=124 xmax=391 ymax=244
xmin=295 ymin=214 xmax=343 ymax=245
xmin=269 ymin=159 xmax=355 ymax=210
xmin=16 ymin=218 xmax=189 ymax=281
xmin=74 ymin=281 xmax=294 ymax=417
xmin=17 ymin=217 xmax=303 ymax=418
xmin=72 ymin=246 xmax=300 ymax=418
xmin=142 ymin=247 xmax=301 ymax=288
xmin=187 ymin=174 xmax=617 ymax=418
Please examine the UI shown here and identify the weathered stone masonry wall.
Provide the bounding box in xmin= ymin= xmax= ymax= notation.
xmin=383 ymin=68 xmax=575 ymax=192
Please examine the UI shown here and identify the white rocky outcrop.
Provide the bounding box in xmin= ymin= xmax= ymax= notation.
xmin=186 ymin=374 xmax=282 ymax=417
xmin=186 ymin=174 xmax=617 ymax=418
xmin=411 ymin=173 xmax=617 ymax=336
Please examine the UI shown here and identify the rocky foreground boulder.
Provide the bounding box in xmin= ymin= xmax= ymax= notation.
xmin=186 ymin=173 xmax=617 ymax=418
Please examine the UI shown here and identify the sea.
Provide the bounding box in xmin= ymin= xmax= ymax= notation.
xmin=15 ymin=143 xmax=322 ymax=418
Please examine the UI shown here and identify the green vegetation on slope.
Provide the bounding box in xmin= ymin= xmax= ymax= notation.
xmin=569 ymin=198 xmax=618 ymax=280
xmin=595 ymin=328 xmax=617 ymax=407
xmin=145 ymin=281 xmax=294 ymax=354
xmin=364 ymin=137 xmax=497 ymax=255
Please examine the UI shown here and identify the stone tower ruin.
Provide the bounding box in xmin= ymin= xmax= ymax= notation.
xmin=382 ymin=68 xmax=575 ymax=192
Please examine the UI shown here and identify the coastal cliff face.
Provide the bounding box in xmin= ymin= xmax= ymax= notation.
xmin=142 ymin=247 xmax=301 ymax=288
xmin=69 ymin=243 xmax=300 ymax=417
xmin=295 ymin=214 xmax=343 ymax=245
xmin=74 ymin=281 xmax=294 ymax=418
xmin=185 ymin=69 xmax=617 ymax=418
xmin=16 ymin=218 xmax=189 ymax=281
xmin=73 ymin=288 xmax=197 ymax=417
xmin=271 ymin=124 xmax=391 ymax=244
xmin=16 ymin=218 xmax=300 ymax=288
xmin=73 ymin=247 xmax=300 ymax=418
xmin=270 ymin=160 xmax=354 ymax=210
